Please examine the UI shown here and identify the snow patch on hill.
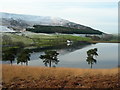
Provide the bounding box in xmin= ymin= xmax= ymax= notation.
xmin=0 ymin=26 xmax=15 ymax=32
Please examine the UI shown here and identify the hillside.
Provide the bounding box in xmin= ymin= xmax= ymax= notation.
xmin=1 ymin=12 xmax=103 ymax=34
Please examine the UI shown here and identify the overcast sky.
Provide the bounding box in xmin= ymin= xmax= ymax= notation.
xmin=0 ymin=0 xmax=118 ymax=34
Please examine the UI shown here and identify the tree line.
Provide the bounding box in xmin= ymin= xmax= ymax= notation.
xmin=2 ymin=48 xmax=31 ymax=65
xmin=2 ymin=47 xmax=98 ymax=68
xmin=26 ymin=25 xmax=103 ymax=34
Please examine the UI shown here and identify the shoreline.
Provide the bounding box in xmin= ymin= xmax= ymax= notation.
xmin=90 ymin=41 xmax=120 ymax=43
xmin=1 ymin=64 xmax=119 ymax=70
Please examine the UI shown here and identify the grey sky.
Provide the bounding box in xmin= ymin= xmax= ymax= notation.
xmin=0 ymin=0 xmax=118 ymax=34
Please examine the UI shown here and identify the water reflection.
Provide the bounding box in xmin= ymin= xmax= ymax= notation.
xmin=29 ymin=41 xmax=91 ymax=54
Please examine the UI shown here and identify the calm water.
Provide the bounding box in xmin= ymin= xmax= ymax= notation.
xmin=12 ymin=43 xmax=118 ymax=69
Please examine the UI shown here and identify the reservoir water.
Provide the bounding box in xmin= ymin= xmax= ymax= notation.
xmin=19 ymin=43 xmax=118 ymax=69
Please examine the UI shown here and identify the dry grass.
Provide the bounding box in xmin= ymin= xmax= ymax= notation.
xmin=2 ymin=64 xmax=119 ymax=88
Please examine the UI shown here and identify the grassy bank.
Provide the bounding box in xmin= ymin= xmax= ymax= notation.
xmin=2 ymin=64 xmax=119 ymax=88
xmin=2 ymin=33 xmax=33 ymax=46
xmin=2 ymin=33 xmax=92 ymax=48
xmin=2 ymin=33 xmax=120 ymax=49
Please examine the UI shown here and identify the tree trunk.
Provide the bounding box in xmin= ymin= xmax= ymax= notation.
xmin=10 ymin=60 xmax=12 ymax=65
xmin=49 ymin=60 xmax=51 ymax=67
xmin=26 ymin=62 xmax=28 ymax=66
xmin=91 ymin=64 xmax=92 ymax=69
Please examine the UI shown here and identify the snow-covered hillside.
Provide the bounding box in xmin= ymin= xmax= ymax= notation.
xmin=1 ymin=12 xmax=69 ymax=26
xmin=0 ymin=12 xmax=99 ymax=32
